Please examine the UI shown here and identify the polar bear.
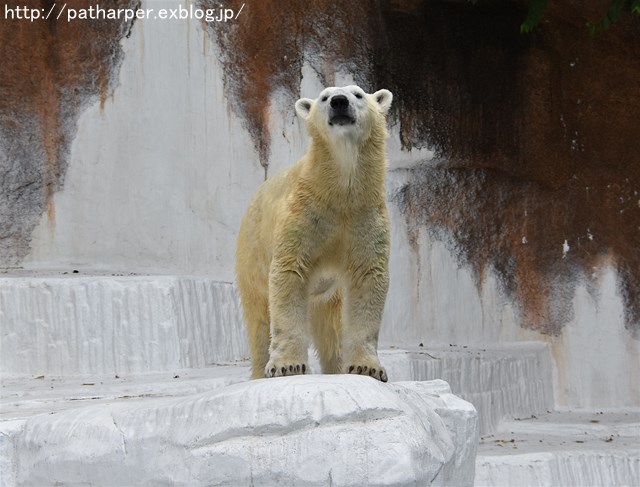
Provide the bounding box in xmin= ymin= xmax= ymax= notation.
xmin=236 ymin=85 xmax=393 ymax=382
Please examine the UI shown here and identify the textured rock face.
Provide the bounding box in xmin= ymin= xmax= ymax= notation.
xmin=0 ymin=276 xmax=246 ymax=375
xmin=391 ymin=380 xmax=480 ymax=486
xmin=382 ymin=345 xmax=555 ymax=436
xmin=0 ymin=0 xmax=137 ymax=266
xmin=477 ymin=450 xmax=640 ymax=487
xmin=475 ymin=412 xmax=640 ymax=487
xmin=13 ymin=376 xmax=478 ymax=487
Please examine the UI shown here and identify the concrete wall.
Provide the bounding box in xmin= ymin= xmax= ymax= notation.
xmin=1 ymin=0 xmax=638 ymax=408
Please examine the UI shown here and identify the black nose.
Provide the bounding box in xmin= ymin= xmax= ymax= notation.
xmin=330 ymin=95 xmax=349 ymax=110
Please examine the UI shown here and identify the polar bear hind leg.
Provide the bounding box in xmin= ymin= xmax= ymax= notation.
xmin=310 ymin=292 xmax=343 ymax=375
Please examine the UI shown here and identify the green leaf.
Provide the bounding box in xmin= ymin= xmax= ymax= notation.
xmin=520 ymin=0 xmax=549 ymax=33
xmin=588 ymin=0 xmax=627 ymax=35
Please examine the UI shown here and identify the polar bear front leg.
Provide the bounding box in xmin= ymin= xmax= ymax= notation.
xmin=265 ymin=264 xmax=310 ymax=377
xmin=343 ymin=266 xmax=389 ymax=383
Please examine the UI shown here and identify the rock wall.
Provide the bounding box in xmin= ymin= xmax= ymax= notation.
xmin=0 ymin=276 xmax=247 ymax=375
xmin=206 ymin=0 xmax=640 ymax=336
xmin=0 ymin=0 xmax=138 ymax=265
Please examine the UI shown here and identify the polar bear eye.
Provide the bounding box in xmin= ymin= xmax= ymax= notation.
xmin=321 ymin=96 xmax=328 ymax=102
xmin=354 ymin=93 xmax=363 ymax=99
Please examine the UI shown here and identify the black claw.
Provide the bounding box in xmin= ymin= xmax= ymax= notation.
xmin=270 ymin=367 xmax=276 ymax=376
xmin=349 ymin=365 xmax=355 ymax=373
xmin=363 ymin=366 xmax=368 ymax=373
xmin=302 ymin=364 xmax=306 ymax=373
xmin=357 ymin=366 xmax=362 ymax=374
xmin=371 ymin=368 xmax=376 ymax=376
xmin=281 ymin=366 xmax=286 ymax=375
xmin=289 ymin=365 xmax=293 ymax=372
xmin=380 ymin=371 xmax=387 ymax=382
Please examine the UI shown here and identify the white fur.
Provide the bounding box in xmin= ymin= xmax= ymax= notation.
xmin=237 ymin=85 xmax=394 ymax=382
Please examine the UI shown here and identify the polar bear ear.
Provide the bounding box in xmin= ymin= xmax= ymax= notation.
xmin=295 ymin=98 xmax=314 ymax=120
xmin=372 ymin=89 xmax=393 ymax=114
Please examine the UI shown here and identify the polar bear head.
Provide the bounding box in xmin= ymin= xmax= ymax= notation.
xmin=295 ymin=85 xmax=393 ymax=146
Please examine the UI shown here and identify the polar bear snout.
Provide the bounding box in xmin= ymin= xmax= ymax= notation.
xmin=330 ymin=94 xmax=349 ymax=109
xmin=329 ymin=94 xmax=356 ymax=126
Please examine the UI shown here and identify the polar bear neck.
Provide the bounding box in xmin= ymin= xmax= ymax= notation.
xmin=305 ymin=133 xmax=387 ymax=205
xmin=327 ymin=137 xmax=360 ymax=177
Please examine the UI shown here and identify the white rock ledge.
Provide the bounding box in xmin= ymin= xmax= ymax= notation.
xmin=381 ymin=344 xmax=555 ymax=436
xmin=0 ymin=275 xmax=247 ymax=375
xmin=12 ymin=376 xmax=478 ymax=487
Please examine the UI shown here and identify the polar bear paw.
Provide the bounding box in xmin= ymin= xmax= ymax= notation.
xmin=347 ymin=364 xmax=388 ymax=383
xmin=265 ymin=361 xmax=308 ymax=378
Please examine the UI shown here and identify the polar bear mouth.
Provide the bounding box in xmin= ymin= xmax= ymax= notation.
xmin=329 ymin=114 xmax=356 ymax=126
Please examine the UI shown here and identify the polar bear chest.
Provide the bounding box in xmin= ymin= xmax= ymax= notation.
xmin=308 ymin=269 xmax=344 ymax=302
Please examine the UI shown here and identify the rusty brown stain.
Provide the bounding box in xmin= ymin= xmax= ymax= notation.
xmin=199 ymin=0 xmax=379 ymax=177
xmin=0 ymin=0 xmax=138 ymax=264
xmin=208 ymin=0 xmax=639 ymax=334
xmin=394 ymin=0 xmax=639 ymax=334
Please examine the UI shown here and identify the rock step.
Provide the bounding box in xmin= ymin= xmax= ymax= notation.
xmin=1 ymin=377 xmax=479 ymax=487
xmin=0 ymin=274 xmax=247 ymax=375
xmin=381 ymin=345 xmax=555 ymax=436
xmin=474 ymin=410 xmax=640 ymax=486
xmin=1 ymin=345 xmax=554 ymax=437
xmin=1 ymin=274 xmax=554 ymax=436
xmin=0 ymin=363 xmax=251 ymax=421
